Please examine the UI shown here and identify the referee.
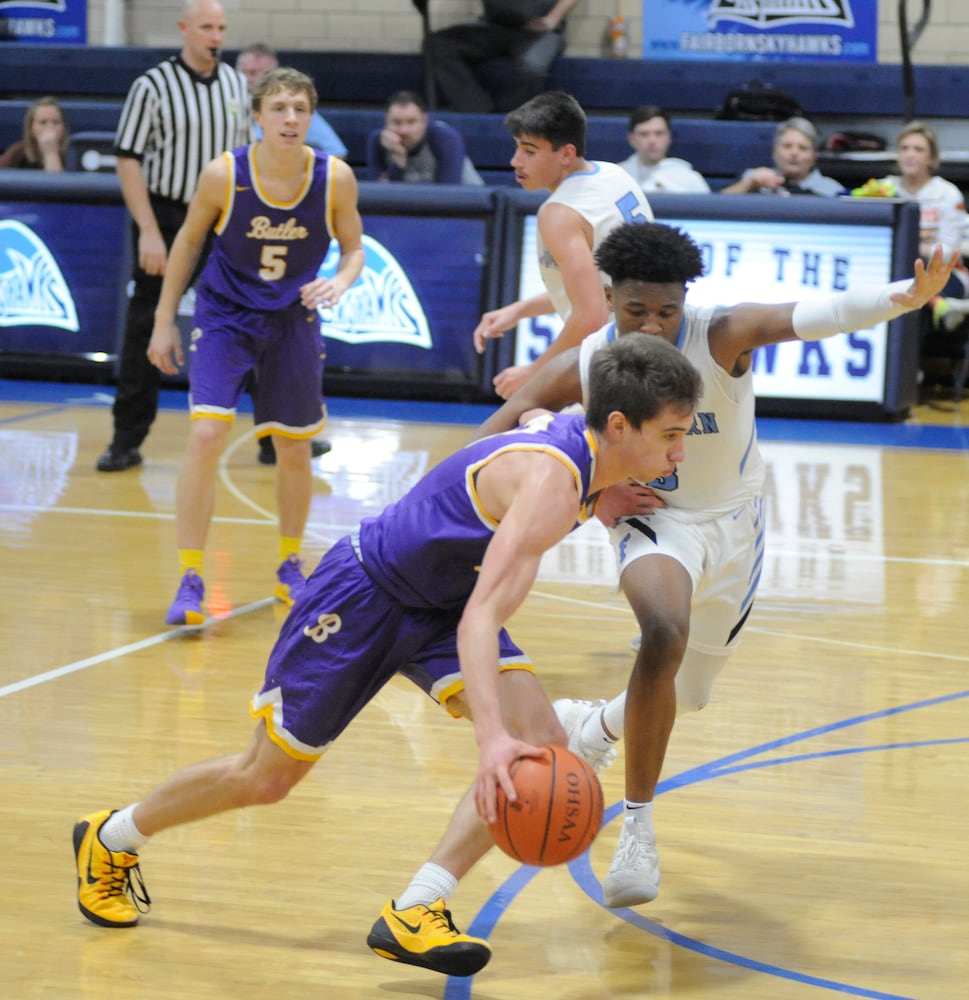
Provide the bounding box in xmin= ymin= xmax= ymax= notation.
xmin=97 ymin=0 xmax=249 ymax=472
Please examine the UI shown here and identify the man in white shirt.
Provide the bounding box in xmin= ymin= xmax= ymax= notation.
xmin=617 ymin=106 xmax=710 ymax=194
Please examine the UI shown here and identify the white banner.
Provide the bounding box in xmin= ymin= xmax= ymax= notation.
xmin=515 ymin=215 xmax=895 ymax=404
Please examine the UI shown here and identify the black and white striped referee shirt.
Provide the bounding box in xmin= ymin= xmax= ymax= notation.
xmin=114 ymin=55 xmax=250 ymax=205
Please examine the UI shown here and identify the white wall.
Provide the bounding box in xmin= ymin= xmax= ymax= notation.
xmin=85 ymin=0 xmax=968 ymax=63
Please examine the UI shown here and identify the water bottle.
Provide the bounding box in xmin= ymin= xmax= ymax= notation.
xmin=609 ymin=14 xmax=628 ymax=59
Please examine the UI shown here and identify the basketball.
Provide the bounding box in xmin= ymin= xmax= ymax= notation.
xmin=488 ymin=745 xmax=604 ymax=866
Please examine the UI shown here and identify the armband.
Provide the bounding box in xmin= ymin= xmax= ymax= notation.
xmin=792 ymin=281 xmax=911 ymax=340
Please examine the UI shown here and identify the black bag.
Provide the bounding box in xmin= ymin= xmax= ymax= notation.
xmin=824 ymin=130 xmax=887 ymax=153
xmin=714 ymin=80 xmax=804 ymax=122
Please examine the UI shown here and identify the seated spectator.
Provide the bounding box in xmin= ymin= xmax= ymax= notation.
xmin=236 ymin=43 xmax=347 ymax=158
xmin=617 ymin=106 xmax=710 ymax=193
xmin=424 ymin=0 xmax=578 ymax=113
xmin=853 ymin=121 xmax=969 ymax=328
xmin=366 ymin=91 xmax=483 ymax=185
xmin=720 ymin=117 xmax=843 ymax=196
xmin=0 ymin=96 xmax=70 ymax=171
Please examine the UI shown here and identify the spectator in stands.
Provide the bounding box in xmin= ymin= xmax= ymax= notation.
xmin=857 ymin=121 xmax=969 ymax=329
xmin=617 ymin=106 xmax=710 ymax=194
xmin=236 ymin=43 xmax=347 ymax=160
xmin=424 ymin=1 xmax=579 ymax=114
xmin=96 ymin=0 xmax=249 ymax=473
xmin=720 ymin=117 xmax=843 ymax=197
xmin=0 ymin=96 xmax=70 ymax=171
xmin=366 ymin=91 xmax=482 ymax=185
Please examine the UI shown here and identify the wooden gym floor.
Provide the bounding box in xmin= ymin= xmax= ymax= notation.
xmin=1 ymin=380 xmax=967 ymax=1000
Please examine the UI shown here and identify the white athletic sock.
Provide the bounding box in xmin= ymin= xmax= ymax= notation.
xmin=99 ymin=804 xmax=149 ymax=853
xmin=395 ymin=862 xmax=458 ymax=910
xmin=578 ymin=701 xmax=619 ymax=753
xmin=624 ymin=799 xmax=655 ymax=828
xmin=601 ymin=694 xmax=626 ymax=740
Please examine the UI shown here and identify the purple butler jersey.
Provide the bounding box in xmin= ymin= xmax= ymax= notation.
xmin=200 ymin=145 xmax=334 ymax=309
xmin=252 ymin=411 xmax=601 ymax=758
xmin=353 ymin=412 xmax=601 ymax=610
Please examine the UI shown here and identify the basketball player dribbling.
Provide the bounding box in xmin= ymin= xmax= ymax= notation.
xmin=72 ymin=334 xmax=702 ymax=978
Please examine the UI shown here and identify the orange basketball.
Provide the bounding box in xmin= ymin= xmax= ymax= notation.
xmin=488 ymin=745 xmax=604 ymax=866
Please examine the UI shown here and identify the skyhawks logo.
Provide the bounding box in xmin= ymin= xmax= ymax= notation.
xmin=316 ymin=234 xmax=431 ymax=349
xmin=0 ymin=221 xmax=79 ymax=332
xmin=708 ymin=0 xmax=855 ymax=29
xmin=0 ymin=0 xmax=65 ymax=9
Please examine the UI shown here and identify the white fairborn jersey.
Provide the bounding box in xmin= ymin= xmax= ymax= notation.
xmin=537 ymin=161 xmax=653 ymax=320
xmin=579 ymin=305 xmax=766 ymax=519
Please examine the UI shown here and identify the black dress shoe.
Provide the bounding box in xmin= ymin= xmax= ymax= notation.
xmin=257 ymin=438 xmax=332 ymax=465
xmin=95 ymin=446 xmax=143 ymax=472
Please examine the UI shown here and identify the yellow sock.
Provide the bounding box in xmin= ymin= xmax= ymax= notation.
xmin=178 ymin=549 xmax=204 ymax=577
xmin=279 ymin=536 xmax=302 ymax=564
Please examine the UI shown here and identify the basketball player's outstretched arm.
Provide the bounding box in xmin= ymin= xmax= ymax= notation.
xmin=708 ymin=246 xmax=959 ymax=376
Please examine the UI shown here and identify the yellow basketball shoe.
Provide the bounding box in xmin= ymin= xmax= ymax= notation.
xmin=367 ymin=898 xmax=491 ymax=977
xmin=73 ymin=809 xmax=151 ymax=927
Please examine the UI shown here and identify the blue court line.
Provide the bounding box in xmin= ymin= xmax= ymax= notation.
xmin=756 ymin=415 xmax=969 ymax=451
xmin=0 ymin=378 xmax=498 ymax=427
xmin=0 ymin=401 xmax=75 ymax=426
xmin=2 ymin=378 xmax=969 ymax=444
xmin=666 ymin=687 xmax=969 ymax=790
xmin=444 ymin=689 xmax=969 ymax=999
xmin=701 ymin=736 xmax=969 ymax=779
xmin=566 ymin=849 xmax=915 ymax=1000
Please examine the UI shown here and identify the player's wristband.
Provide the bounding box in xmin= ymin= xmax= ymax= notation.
xmin=792 ymin=280 xmax=911 ymax=340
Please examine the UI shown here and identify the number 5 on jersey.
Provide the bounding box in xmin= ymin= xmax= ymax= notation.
xmin=260 ymin=244 xmax=288 ymax=281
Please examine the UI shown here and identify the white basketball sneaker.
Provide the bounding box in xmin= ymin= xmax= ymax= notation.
xmin=602 ymin=815 xmax=661 ymax=907
xmin=552 ymin=698 xmax=618 ymax=772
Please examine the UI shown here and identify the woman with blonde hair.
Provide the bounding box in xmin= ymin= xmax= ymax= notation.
xmin=855 ymin=121 xmax=968 ymax=322
xmin=0 ymin=96 xmax=70 ymax=171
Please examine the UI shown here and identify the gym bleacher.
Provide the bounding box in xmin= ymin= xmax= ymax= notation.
xmin=4 ymin=46 xmax=969 ymax=191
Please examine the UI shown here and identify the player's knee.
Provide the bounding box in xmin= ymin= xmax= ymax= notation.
xmin=273 ymin=436 xmax=310 ymax=465
xmin=674 ymin=651 xmax=728 ymax=716
xmin=634 ymin=616 xmax=689 ymax=668
xmin=497 ymin=671 xmax=563 ymax=744
xmin=187 ymin=419 xmax=226 ymax=458
xmin=234 ymin=748 xmax=309 ymax=806
xmin=245 ymin=769 xmax=299 ymax=805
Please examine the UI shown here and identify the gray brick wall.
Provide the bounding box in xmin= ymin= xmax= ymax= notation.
xmin=85 ymin=1 xmax=965 ymax=63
